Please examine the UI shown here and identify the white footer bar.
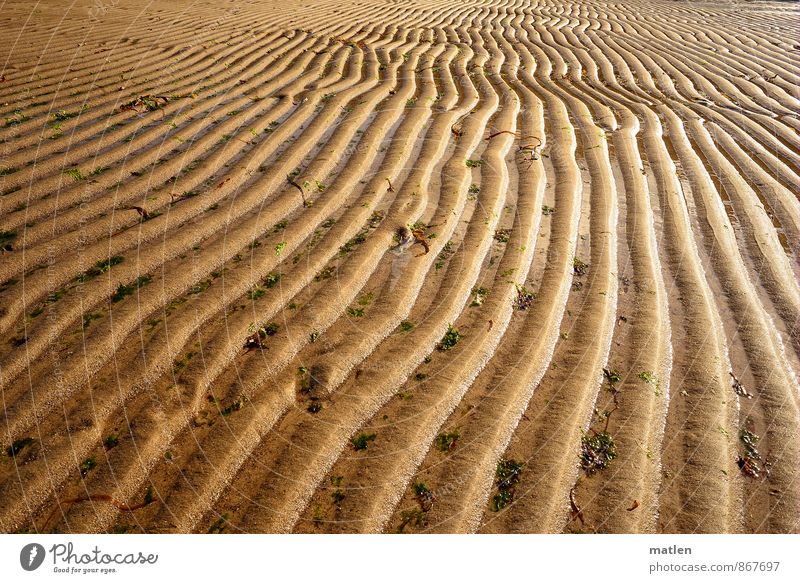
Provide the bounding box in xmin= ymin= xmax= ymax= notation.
xmin=1 ymin=534 xmax=797 ymax=582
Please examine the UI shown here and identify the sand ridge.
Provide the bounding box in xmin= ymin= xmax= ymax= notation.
xmin=0 ymin=0 xmax=798 ymax=534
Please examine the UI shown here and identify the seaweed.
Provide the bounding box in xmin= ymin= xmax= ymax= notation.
xmin=513 ymin=285 xmax=535 ymax=310
xmin=6 ymin=437 xmax=35 ymax=457
xmin=120 ymin=94 xmax=169 ymax=113
xmin=737 ymin=426 xmax=763 ymax=478
xmin=434 ymin=430 xmax=460 ymax=453
xmin=78 ymin=256 xmax=124 ymax=282
xmin=350 ymin=432 xmax=376 ymax=451
xmin=580 ymin=431 xmax=617 ymax=474
xmin=111 ymin=275 xmax=152 ymax=302
xmin=491 ymin=459 xmax=524 ymax=511
xmin=437 ymin=324 xmax=462 ymax=351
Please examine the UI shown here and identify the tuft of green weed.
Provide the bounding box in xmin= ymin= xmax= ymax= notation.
xmin=82 ymin=312 xmax=101 ymax=329
xmin=0 ymin=277 xmax=19 ymax=292
xmin=248 ymin=286 xmax=266 ymax=300
xmin=638 ymin=371 xmax=661 ymax=395
xmin=572 ymin=257 xmax=589 ymax=276
xmin=103 ymin=435 xmax=119 ymax=450
xmin=396 ymin=508 xmax=427 ymax=533
xmin=6 ymin=437 xmax=35 ymax=457
xmin=491 ymin=459 xmax=524 ymax=511
xmin=339 ymin=228 xmax=369 ymax=255
xmin=207 ymin=513 xmax=229 ymax=534
xmin=189 ymin=278 xmax=212 ymax=295
xmin=496 ymin=459 xmax=524 ymax=490
xmin=329 ymin=475 xmax=345 ymax=510
xmin=79 ymin=457 xmax=97 ymax=477
xmin=220 ymin=396 xmax=245 ymax=416
xmin=0 ymin=230 xmax=17 ymax=247
xmin=78 ymin=256 xmax=124 ymax=282
xmin=112 ymin=275 xmax=152 ymax=303
xmin=580 ymin=431 xmax=617 ymax=474
xmin=413 ymin=481 xmax=433 ymax=505
xmin=315 ymin=266 xmax=335 ymax=281
xmin=493 ymin=229 xmax=511 ymax=243
xmin=396 ymin=481 xmax=435 ymax=532
xmin=263 ymin=322 xmax=279 ymax=336
xmin=637 ymin=371 xmax=656 ymax=384
xmin=603 ymin=368 xmax=622 ymax=386
xmin=64 ymin=167 xmax=85 ymax=181
xmin=737 ymin=426 xmax=762 ymax=478
xmin=740 ymin=428 xmax=759 ymax=458
xmin=263 ymin=272 xmax=281 ymax=288
xmin=492 ymin=489 xmax=514 ymax=512
xmin=5 ymin=113 xmax=30 ymax=127
xmin=368 ymin=211 xmax=385 ymax=228
xmin=350 ymin=432 xmax=376 ymax=451
xmin=435 ymin=430 xmax=460 ymax=453
xmin=513 ymin=284 xmax=535 ymax=310
xmin=331 ymin=488 xmax=345 ymax=506
xmin=9 ymin=335 xmax=27 ymax=347
xmin=437 ymin=324 xmax=462 ymax=351
xmin=465 ymin=159 xmax=482 ymax=168
xmin=51 ymin=110 xmax=78 ymax=122
xmin=399 ymin=320 xmax=414 ymax=332
xmin=470 ymin=287 xmax=489 ymax=307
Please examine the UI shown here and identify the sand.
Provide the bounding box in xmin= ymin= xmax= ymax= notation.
xmin=0 ymin=0 xmax=797 ymax=534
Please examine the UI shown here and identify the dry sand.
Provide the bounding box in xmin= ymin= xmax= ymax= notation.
xmin=0 ymin=0 xmax=798 ymax=534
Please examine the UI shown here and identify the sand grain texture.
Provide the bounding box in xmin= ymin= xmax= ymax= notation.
xmin=0 ymin=0 xmax=798 ymax=534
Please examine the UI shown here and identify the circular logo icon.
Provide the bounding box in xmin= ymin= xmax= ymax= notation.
xmin=20 ymin=543 xmax=46 ymax=571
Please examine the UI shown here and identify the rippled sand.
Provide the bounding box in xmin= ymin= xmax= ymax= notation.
xmin=0 ymin=0 xmax=797 ymax=534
